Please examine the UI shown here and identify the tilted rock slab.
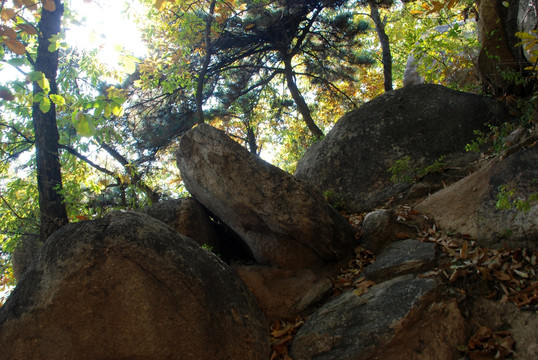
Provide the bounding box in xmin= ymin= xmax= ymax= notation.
xmin=176 ymin=123 xmax=356 ymax=270
xmin=295 ymin=84 xmax=510 ymax=213
xmin=290 ymin=275 xmax=465 ymax=360
xmin=417 ymin=144 xmax=538 ymax=250
xmin=0 ymin=212 xmax=270 ymax=360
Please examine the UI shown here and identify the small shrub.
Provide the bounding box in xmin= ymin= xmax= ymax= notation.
xmin=388 ymin=156 xmax=414 ymax=183
xmin=495 ymin=184 xmax=538 ymax=212
xmin=388 ymin=155 xmax=447 ymax=184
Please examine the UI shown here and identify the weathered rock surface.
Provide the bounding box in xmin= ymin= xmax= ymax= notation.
xmin=0 ymin=211 xmax=270 ymax=360
xmin=363 ymin=239 xmax=437 ymax=283
xmin=290 ymin=275 xmax=465 ymax=360
xmin=234 ymin=265 xmax=333 ymax=321
xmin=360 ymin=208 xmax=427 ymax=254
xmin=295 ymin=84 xmax=510 ymax=213
xmin=11 ymin=234 xmax=41 ymax=281
xmin=142 ymin=197 xmax=219 ymax=251
xmin=463 ymin=298 xmax=538 ymax=360
xmin=176 ymin=123 xmax=356 ymax=270
xmin=417 ymin=144 xmax=538 ymax=249
xmin=360 ymin=209 xmax=397 ymax=254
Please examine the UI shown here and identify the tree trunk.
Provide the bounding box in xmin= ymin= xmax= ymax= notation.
xmin=195 ymin=0 xmax=217 ymax=124
xmin=246 ymin=124 xmax=258 ymax=155
xmin=282 ymin=56 xmax=324 ymax=139
xmin=369 ymin=0 xmax=393 ymax=92
xmin=33 ymin=0 xmax=68 ymax=242
xmin=477 ymin=0 xmax=533 ymax=96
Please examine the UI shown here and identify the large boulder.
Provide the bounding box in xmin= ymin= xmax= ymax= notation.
xmin=0 ymin=211 xmax=270 ymax=360
xmin=417 ymin=144 xmax=538 ymax=249
xmin=11 ymin=234 xmax=41 ymax=281
xmin=295 ymin=84 xmax=510 ymax=213
xmin=176 ymin=123 xmax=356 ymax=270
xmin=142 ymin=197 xmax=220 ymax=252
xmin=234 ymin=265 xmax=333 ymax=321
xmin=290 ymin=275 xmax=465 ymax=360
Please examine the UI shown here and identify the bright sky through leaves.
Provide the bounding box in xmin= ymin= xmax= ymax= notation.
xmin=0 ymin=0 xmax=147 ymax=83
xmin=65 ymin=0 xmax=147 ymax=70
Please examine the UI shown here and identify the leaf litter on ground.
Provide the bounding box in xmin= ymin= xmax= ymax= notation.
xmin=268 ymin=207 xmax=536 ymax=359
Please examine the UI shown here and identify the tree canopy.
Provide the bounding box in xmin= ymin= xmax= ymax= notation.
xmin=1 ymin=0 xmax=537 ymax=300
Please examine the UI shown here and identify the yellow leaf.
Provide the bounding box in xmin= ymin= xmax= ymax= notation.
xmin=41 ymin=0 xmax=56 ymax=12
xmin=1 ymin=8 xmax=16 ymax=21
xmin=524 ymin=43 xmax=537 ymax=51
xmin=516 ymin=31 xmax=535 ymax=40
xmin=271 ymin=325 xmax=292 ymax=338
xmin=410 ymin=10 xmax=423 ymax=15
xmin=4 ymin=38 xmax=26 ymax=55
xmin=155 ymin=0 xmax=165 ymax=11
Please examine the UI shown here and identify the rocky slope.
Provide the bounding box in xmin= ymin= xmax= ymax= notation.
xmin=3 ymin=84 xmax=536 ymax=360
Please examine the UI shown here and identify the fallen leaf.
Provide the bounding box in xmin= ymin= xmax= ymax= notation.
xmin=444 ymin=245 xmax=460 ymax=258
xmin=271 ymin=325 xmax=292 ymax=338
xmin=493 ymin=270 xmax=511 ymax=281
xmin=461 ymin=241 xmax=469 ymax=259
xmin=449 ymin=269 xmax=468 ymax=283
xmin=513 ymin=269 xmax=528 ymax=278
xmin=353 ymin=280 xmax=375 ymax=296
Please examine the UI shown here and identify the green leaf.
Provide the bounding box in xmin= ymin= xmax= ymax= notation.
xmin=29 ymin=71 xmax=50 ymax=93
xmin=38 ymin=77 xmax=50 ymax=93
xmin=33 ymin=92 xmax=44 ymax=103
xmin=49 ymin=94 xmax=65 ymax=106
xmin=48 ymin=37 xmax=61 ymax=52
xmin=39 ymin=97 xmax=51 ymax=113
xmin=75 ymin=113 xmax=96 ymax=137
xmin=28 ymin=71 xmax=44 ymax=82
xmin=7 ymin=58 xmax=25 ymax=67
xmin=111 ymin=96 xmax=126 ymax=105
